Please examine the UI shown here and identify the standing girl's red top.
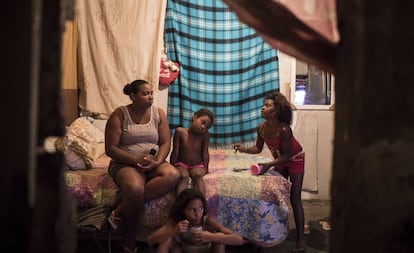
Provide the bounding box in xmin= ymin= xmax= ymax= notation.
xmin=258 ymin=123 xmax=305 ymax=174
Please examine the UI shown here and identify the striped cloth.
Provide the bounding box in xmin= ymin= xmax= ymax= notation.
xmin=164 ymin=0 xmax=279 ymax=146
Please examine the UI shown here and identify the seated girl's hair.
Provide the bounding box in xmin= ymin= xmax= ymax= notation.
xmin=169 ymin=189 xmax=207 ymax=223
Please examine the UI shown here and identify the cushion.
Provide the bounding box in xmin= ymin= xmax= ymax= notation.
xmin=62 ymin=117 xmax=106 ymax=170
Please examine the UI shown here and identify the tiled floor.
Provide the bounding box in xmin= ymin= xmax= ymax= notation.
xmin=77 ymin=199 xmax=331 ymax=253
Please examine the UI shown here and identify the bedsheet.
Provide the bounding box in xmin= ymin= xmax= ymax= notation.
xmin=205 ymin=150 xmax=292 ymax=247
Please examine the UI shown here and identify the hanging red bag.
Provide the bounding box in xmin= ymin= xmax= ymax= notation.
xmin=159 ymin=55 xmax=180 ymax=86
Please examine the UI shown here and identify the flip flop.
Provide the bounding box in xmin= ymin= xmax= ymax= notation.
xmin=319 ymin=221 xmax=332 ymax=231
xmin=107 ymin=211 xmax=121 ymax=230
xmin=304 ymin=224 xmax=310 ymax=234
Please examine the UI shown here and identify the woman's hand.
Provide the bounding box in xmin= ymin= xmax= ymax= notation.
xmin=136 ymin=154 xmax=158 ymax=171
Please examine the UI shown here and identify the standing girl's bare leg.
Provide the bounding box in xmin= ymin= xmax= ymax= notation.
xmin=289 ymin=173 xmax=306 ymax=251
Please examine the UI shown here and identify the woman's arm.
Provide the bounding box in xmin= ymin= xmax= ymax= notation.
xmin=105 ymin=107 xmax=139 ymax=164
xmin=156 ymin=108 xmax=172 ymax=165
xmin=169 ymin=127 xmax=182 ymax=165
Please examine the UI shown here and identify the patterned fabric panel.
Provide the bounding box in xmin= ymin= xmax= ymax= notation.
xmin=216 ymin=197 xmax=289 ymax=247
xmin=208 ymin=149 xmax=273 ymax=173
xmin=65 ymin=155 xmax=117 ymax=207
xmin=204 ymin=170 xmax=291 ymax=204
xmin=142 ymin=193 xmax=174 ymax=228
xmin=65 ymin=154 xmax=174 ymax=227
xmin=204 ymin=149 xmax=291 ymax=247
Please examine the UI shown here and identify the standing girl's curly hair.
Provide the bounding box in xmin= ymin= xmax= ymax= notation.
xmin=265 ymin=91 xmax=293 ymax=124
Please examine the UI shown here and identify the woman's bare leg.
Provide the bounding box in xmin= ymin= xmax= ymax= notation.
xmin=115 ymin=167 xmax=146 ymax=252
xmin=144 ymin=162 xmax=180 ymax=201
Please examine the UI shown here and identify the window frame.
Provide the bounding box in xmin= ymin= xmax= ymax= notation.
xmin=290 ymin=58 xmax=335 ymax=110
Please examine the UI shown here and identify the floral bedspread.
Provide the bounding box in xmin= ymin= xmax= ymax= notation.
xmin=205 ymin=150 xmax=292 ymax=247
xmin=65 ymin=155 xmax=173 ymax=228
xmin=65 ymin=149 xmax=292 ymax=241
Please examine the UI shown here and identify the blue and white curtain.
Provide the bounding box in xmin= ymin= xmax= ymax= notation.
xmin=164 ymin=0 xmax=279 ymax=146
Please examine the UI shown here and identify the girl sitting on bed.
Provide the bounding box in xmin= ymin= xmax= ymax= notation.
xmin=147 ymin=188 xmax=244 ymax=253
xmin=233 ymin=91 xmax=306 ymax=252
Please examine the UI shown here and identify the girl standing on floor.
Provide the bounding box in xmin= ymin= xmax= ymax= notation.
xmin=234 ymin=91 xmax=306 ymax=252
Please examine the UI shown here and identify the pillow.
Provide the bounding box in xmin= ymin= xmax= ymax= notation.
xmin=64 ymin=142 xmax=105 ymax=170
xmin=62 ymin=117 xmax=105 ymax=170
xmin=89 ymin=118 xmax=107 ymax=133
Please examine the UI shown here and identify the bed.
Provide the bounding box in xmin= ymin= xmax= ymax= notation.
xmin=62 ymin=117 xmax=291 ymax=246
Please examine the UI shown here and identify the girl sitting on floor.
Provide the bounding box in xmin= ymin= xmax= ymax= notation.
xmin=147 ymin=188 xmax=244 ymax=253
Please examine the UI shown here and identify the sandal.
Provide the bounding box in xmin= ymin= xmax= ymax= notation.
xmin=304 ymin=224 xmax=310 ymax=234
xmin=107 ymin=211 xmax=121 ymax=230
xmin=319 ymin=221 xmax=332 ymax=231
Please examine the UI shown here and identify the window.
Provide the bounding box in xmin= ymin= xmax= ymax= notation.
xmin=290 ymin=58 xmax=335 ymax=110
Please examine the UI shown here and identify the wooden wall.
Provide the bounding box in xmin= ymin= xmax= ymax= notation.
xmin=61 ymin=20 xmax=78 ymax=125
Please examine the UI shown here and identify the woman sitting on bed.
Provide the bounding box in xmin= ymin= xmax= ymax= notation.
xmin=105 ymin=79 xmax=180 ymax=253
